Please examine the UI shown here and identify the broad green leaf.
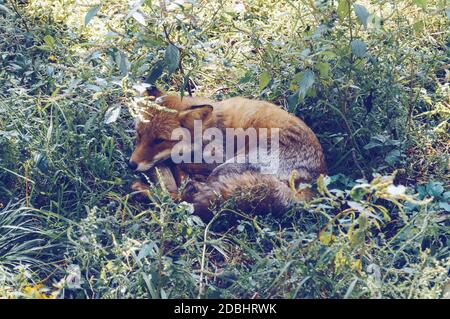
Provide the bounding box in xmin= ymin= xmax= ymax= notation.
xmin=43 ymin=35 xmax=55 ymax=48
xmin=85 ymin=5 xmax=100 ymax=26
xmin=384 ymin=149 xmax=400 ymax=165
xmin=34 ymin=153 xmax=49 ymax=174
xmin=299 ymin=48 xmax=311 ymax=58
xmin=319 ymin=51 xmax=337 ymax=60
xmin=0 ymin=4 xmax=13 ymax=15
xmin=119 ymin=51 xmax=129 ymax=76
xmin=413 ymin=20 xmax=424 ymax=33
xmin=306 ymin=87 xmax=317 ymax=98
xmin=298 ymin=69 xmax=315 ymax=94
xmin=137 ymin=243 xmax=155 ymax=261
xmin=146 ymin=60 xmax=166 ymax=84
xmin=315 ymin=62 xmax=330 ymax=77
xmin=104 ymin=105 xmax=121 ymax=124
xmin=349 ymin=185 xmax=369 ymax=201
xmin=348 ymin=201 xmax=365 ymax=213
xmin=439 ymin=201 xmax=450 ymax=212
xmin=350 ymin=229 xmax=365 ymax=247
xmin=259 ymin=71 xmax=271 ymax=90
xmin=413 ymin=0 xmax=427 ymax=9
xmin=337 ymin=0 xmax=350 ymax=21
xmin=351 ymin=39 xmax=367 ymax=57
xmin=426 ymin=181 xmax=444 ymax=197
xmin=353 ymin=4 xmax=370 ymax=27
xmin=239 ymin=71 xmax=252 ymax=84
xmin=319 ymin=231 xmax=333 ymax=245
xmin=164 ymin=44 xmax=180 ymax=74
xmin=132 ymin=12 xmax=146 ymax=25
xmin=370 ymin=14 xmax=382 ymax=30
xmin=287 ymin=91 xmax=300 ymax=112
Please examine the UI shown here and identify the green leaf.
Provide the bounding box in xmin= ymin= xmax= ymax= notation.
xmin=239 ymin=71 xmax=252 ymax=84
xmin=384 ymin=149 xmax=400 ymax=165
xmin=34 ymin=153 xmax=49 ymax=174
xmin=315 ymin=62 xmax=330 ymax=77
xmin=104 ymin=105 xmax=121 ymax=124
xmin=0 ymin=4 xmax=14 ymax=15
xmin=164 ymin=44 xmax=180 ymax=74
xmin=319 ymin=51 xmax=338 ymax=60
xmin=351 ymin=40 xmax=367 ymax=58
xmin=146 ymin=60 xmax=166 ymax=84
xmin=43 ymin=35 xmax=55 ymax=48
xmin=337 ymin=0 xmax=350 ymax=21
xmin=413 ymin=0 xmax=427 ymax=9
xmin=438 ymin=201 xmax=450 ymax=212
xmin=259 ymin=71 xmax=271 ymax=90
xmin=85 ymin=5 xmax=101 ymax=26
xmin=426 ymin=181 xmax=444 ymax=197
xmin=287 ymin=91 xmax=300 ymax=113
xmin=180 ymin=74 xmax=190 ymax=99
xmin=119 ymin=51 xmax=129 ymax=76
xmin=344 ymin=278 xmax=359 ymax=299
xmin=298 ymin=69 xmax=315 ymax=95
xmin=350 ymin=229 xmax=365 ymax=247
xmin=319 ymin=231 xmax=333 ymax=245
xmin=353 ymin=4 xmax=370 ymax=27
xmin=413 ymin=20 xmax=424 ymax=33
xmin=132 ymin=11 xmax=146 ymax=25
xmin=349 ymin=186 xmax=369 ymax=201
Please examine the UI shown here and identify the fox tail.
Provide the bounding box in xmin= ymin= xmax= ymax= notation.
xmin=182 ymin=171 xmax=312 ymax=221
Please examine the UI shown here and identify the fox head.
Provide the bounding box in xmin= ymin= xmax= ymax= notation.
xmin=129 ymin=100 xmax=214 ymax=172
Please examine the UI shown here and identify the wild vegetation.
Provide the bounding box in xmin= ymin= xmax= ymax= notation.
xmin=0 ymin=0 xmax=448 ymax=299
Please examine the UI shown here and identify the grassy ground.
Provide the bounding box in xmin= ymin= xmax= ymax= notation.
xmin=0 ymin=0 xmax=449 ymax=298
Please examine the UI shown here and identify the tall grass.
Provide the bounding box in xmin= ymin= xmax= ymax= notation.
xmin=0 ymin=0 xmax=448 ymax=298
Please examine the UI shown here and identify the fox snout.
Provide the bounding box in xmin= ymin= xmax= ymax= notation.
xmin=128 ymin=156 xmax=154 ymax=172
xmin=128 ymin=160 xmax=138 ymax=171
xmin=129 ymin=145 xmax=173 ymax=172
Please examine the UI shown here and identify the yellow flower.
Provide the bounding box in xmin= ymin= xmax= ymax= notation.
xmin=334 ymin=249 xmax=347 ymax=271
xmin=351 ymin=259 xmax=362 ymax=272
xmin=22 ymin=284 xmax=55 ymax=299
xmin=48 ymin=55 xmax=58 ymax=63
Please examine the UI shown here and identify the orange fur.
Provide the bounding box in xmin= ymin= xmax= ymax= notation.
xmin=129 ymin=90 xmax=326 ymax=220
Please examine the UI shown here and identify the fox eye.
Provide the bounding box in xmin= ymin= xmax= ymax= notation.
xmin=153 ymin=138 xmax=164 ymax=145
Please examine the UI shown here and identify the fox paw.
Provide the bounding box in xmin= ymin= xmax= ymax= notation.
xmin=131 ymin=181 xmax=149 ymax=192
xmin=131 ymin=181 xmax=151 ymax=201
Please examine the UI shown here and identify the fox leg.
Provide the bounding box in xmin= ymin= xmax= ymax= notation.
xmin=130 ymin=164 xmax=180 ymax=201
xmin=131 ymin=180 xmax=181 ymax=202
xmin=131 ymin=180 xmax=152 ymax=201
xmin=181 ymin=171 xmax=295 ymax=221
xmin=180 ymin=180 xmax=216 ymax=221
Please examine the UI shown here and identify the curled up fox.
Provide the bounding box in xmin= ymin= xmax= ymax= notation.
xmin=129 ymin=86 xmax=326 ymax=221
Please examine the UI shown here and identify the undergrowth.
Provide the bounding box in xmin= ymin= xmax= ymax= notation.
xmin=0 ymin=0 xmax=448 ymax=299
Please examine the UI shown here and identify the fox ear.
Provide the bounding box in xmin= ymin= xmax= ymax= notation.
xmin=178 ymin=105 xmax=213 ymax=129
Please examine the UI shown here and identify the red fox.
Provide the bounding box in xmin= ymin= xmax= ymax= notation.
xmin=129 ymin=87 xmax=326 ymax=220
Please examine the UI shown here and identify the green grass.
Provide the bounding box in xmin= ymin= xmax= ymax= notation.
xmin=0 ymin=0 xmax=448 ymax=299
